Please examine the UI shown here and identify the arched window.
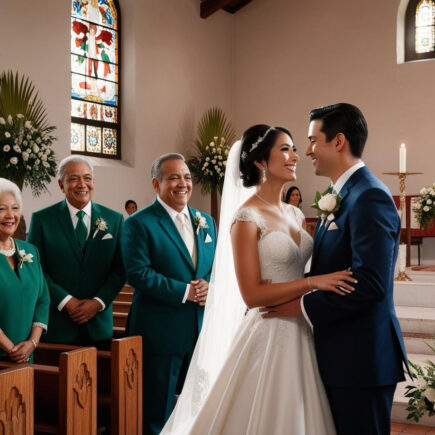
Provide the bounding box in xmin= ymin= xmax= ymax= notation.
xmin=405 ymin=0 xmax=435 ymax=61
xmin=70 ymin=0 xmax=121 ymax=158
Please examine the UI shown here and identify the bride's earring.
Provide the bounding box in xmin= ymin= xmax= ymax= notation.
xmin=262 ymin=167 xmax=267 ymax=183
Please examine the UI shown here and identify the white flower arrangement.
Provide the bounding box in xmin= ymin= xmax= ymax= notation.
xmin=93 ymin=217 xmax=108 ymax=238
xmin=193 ymin=211 xmax=209 ymax=235
xmin=405 ymin=343 xmax=435 ymax=422
xmin=412 ymin=183 xmax=435 ymax=229
xmin=17 ymin=249 xmax=34 ymax=269
xmin=0 ymin=113 xmax=56 ymax=195
xmin=312 ymin=187 xmax=342 ymax=222
xmin=187 ymin=107 xmax=235 ymax=195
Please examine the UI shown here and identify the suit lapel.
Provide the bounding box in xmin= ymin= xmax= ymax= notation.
xmin=57 ymin=200 xmax=81 ymax=262
xmin=83 ymin=202 xmax=100 ymax=263
xmin=189 ymin=207 xmax=203 ymax=273
xmin=154 ymin=201 xmax=195 ymax=270
xmin=311 ymin=166 xmax=368 ymax=270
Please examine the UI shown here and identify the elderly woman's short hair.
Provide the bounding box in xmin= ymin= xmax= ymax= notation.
xmin=0 ymin=178 xmax=23 ymax=211
xmin=57 ymin=155 xmax=94 ymax=181
xmin=151 ymin=153 xmax=185 ymax=182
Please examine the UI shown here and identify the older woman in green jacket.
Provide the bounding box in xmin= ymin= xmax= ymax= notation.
xmin=0 ymin=178 xmax=49 ymax=362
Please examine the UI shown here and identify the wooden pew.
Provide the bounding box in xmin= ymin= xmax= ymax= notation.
xmin=34 ymin=336 xmax=142 ymax=435
xmin=113 ymin=284 xmax=134 ymax=337
xmin=0 ymin=365 xmax=34 ymax=434
xmin=0 ymin=347 xmax=97 ymax=435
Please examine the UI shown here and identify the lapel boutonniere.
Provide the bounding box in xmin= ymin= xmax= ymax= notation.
xmin=17 ymin=249 xmax=34 ymax=269
xmin=193 ymin=211 xmax=209 ymax=235
xmin=312 ymin=187 xmax=342 ymax=224
xmin=93 ymin=217 xmax=108 ymax=238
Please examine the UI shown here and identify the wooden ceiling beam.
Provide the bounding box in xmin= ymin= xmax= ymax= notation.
xmin=223 ymin=0 xmax=253 ymax=14
xmin=200 ymin=0 xmax=252 ymax=19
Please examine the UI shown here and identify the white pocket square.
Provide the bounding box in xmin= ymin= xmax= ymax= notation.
xmin=102 ymin=233 xmax=114 ymax=240
xmin=204 ymin=233 xmax=213 ymax=243
xmin=327 ymin=222 xmax=339 ymax=231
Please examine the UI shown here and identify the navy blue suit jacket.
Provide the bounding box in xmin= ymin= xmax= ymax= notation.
xmin=304 ymin=166 xmax=408 ymax=388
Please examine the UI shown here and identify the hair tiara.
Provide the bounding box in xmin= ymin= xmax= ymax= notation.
xmin=241 ymin=126 xmax=276 ymax=161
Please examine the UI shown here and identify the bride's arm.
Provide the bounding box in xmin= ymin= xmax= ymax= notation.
xmin=231 ymin=221 xmax=355 ymax=309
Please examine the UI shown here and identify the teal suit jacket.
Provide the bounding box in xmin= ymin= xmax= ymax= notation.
xmin=122 ymin=199 xmax=217 ymax=355
xmin=27 ymin=200 xmax=125 ymax=343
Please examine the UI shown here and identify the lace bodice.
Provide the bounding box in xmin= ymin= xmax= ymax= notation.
xmin=233 ymin=206 xmax=313 ymax=284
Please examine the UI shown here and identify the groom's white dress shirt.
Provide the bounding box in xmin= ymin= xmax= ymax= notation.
xmin=157 ymin=196 xmax=196 ymax=303
xmin=301 ymin=161 xmax=365 ymax=329
xmin=57 ymin=200 xmax=105 ymax=311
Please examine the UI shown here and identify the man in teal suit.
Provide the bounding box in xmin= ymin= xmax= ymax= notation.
xmin=122 ymin=153 xmax=217 ymax=435
xmin=28 ymin=156 xmax=125 ymax=346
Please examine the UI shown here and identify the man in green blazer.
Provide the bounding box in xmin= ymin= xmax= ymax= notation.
xmin=122 ymin=153 xmax=217 ymax=435
xmin=28 ymin=156 xmax=125 ymax=345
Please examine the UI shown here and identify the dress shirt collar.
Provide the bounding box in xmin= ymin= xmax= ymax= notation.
xmin=66 ymin=199 xmax=92 ymax=222
xmin=157 ymin=196 xmax=190 ymax=222
xmin=332 ymin=161 xmax=365 ymax=194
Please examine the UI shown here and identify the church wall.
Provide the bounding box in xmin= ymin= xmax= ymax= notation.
xmin=231 ymin=0 xmax=435 ymax=263
xmin=0 ymin=0 xmax=233 ymax=220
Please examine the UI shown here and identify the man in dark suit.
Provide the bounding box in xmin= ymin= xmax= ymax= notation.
xmin=28 ymin=155 xmax=125 ymax=346
xmin=263 ymin=103 xmax=408 ymax=434
xmin=121 ymin=153 xmax=217 ymax=435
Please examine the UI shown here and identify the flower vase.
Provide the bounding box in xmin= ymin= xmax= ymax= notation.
xmin=211 ymin=192 xmax=219 ymax=224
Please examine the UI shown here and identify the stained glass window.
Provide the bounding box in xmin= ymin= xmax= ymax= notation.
xmin=70 ymin=0 xmax=121 ymax=158
xmin=405 ymin=0 xmax=435 ymax=61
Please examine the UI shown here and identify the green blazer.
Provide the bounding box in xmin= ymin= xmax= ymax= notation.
xmin=122 ymin=199 xmax=217 ymax=355
xmin=0 ymin=240 xmax=50 ymax=360
xmin=27 ymin=200 xmax=125 ymax=343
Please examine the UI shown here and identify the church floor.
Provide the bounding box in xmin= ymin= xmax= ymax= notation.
xmin=391 ymin=422 xmax=435 ymax=434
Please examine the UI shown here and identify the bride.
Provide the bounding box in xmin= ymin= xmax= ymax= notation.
xmin=162 ymin=125 xmax=356 ymax=434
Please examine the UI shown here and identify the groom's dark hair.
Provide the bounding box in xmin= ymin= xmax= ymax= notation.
xmin=309 ymin=103 xmax=368 ymax=158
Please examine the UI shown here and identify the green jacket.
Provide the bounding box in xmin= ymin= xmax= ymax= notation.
xmin=0 ymin=239 xmax=50 ymax=360
xmin=27 ymin=200 xmax=125 ymax=343
xmin=122 ymin=199 xmax=217 ymax=355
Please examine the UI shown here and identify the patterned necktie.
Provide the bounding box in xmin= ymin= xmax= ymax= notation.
xmin=75 ymin=210 xmax=87 ymax=251
xmin=176 ymin=213 xmax=197 ymax=267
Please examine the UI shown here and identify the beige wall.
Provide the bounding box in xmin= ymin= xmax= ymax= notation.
xmin=0 ymin=0 xmax=233 ymax=220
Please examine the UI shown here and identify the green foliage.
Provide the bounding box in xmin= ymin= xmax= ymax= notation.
xmin=188 ymin=107 xmax=235 ymax=195
xmin=405 ymin=343 xmax=435 ymax=422
xmin=412 ymin=183 xmax=435 ymax=229
xmin=0 ymin=71 xmax=57 ymax=195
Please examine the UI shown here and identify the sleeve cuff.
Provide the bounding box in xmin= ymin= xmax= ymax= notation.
xmin=58 ymin=295 xmax=72 ymax=311
xmin=301 ymin=293 xmax=314 ymax=331
xmin=93 ymin=297 xmax=105 ymax=311
xmin=32 ymin=322 xmax=47 ymax=331
xmin=182 ymin=284 xmax=190 ymax=303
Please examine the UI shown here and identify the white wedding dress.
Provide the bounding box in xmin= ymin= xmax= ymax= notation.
xmin=180 ymin=205 xmax=336 ymax=434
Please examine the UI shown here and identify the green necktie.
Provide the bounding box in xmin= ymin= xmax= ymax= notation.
xmin=75 ymin=210 xmax=87 ymax=250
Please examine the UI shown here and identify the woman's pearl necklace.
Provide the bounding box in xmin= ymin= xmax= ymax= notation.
xmin=0 ymin=237 xmax=16 ymax=257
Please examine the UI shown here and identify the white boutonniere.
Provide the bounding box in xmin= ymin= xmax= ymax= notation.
xmin=312 ymin=187 xmax=342 ymax=223
xmin=93 ymin=217 xmax=108 ymax=238
xmin=17 ymin=249 xmax=34 ymax=269
xmin=193 ymin=211 xmax=209 ymax=235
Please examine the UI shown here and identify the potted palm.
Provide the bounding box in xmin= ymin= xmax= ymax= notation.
xmin=0 ymin=71 xmax=57 ymax=194
xmin=187 ymin=107 xmax=235 ymax=220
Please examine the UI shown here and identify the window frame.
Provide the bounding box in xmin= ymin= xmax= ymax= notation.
xmin=70 ymin=0 xmax=122 ymax=160
xmin=405 ymin=0 xmax=435 ymax=62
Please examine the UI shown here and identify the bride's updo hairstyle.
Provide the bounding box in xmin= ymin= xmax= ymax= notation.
xmin=239 ymin=124 xmax=292 ymax=187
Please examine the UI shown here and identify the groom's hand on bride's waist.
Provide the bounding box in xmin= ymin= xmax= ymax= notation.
xmin=259 ymin=298 xmax=302 ymax=318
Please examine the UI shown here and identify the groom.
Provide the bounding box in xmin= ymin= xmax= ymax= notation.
xmin=264 ymin=103 xmax=408 ymax=434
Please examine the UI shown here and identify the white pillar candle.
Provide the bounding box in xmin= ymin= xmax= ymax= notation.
xmin=399 ymin=143 xmax=406 ymax=173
